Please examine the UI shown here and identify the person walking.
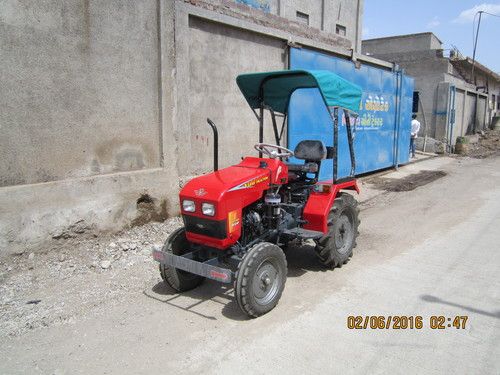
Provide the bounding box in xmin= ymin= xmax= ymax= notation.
xmin=410 ymin=114 xmax=420 ymax=158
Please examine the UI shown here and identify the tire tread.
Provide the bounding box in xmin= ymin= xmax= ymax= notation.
xmin=315 ymin=192 xmax=360 ymax=268
xmin=159 ymin=227 xmax=204 ymax=292
xmin=235 ymin=242 xmax=287 ymax=318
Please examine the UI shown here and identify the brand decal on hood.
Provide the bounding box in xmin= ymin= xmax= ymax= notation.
xmin=228 ymin=175 xmax=269 ymax=191
xmin=194 ymin=188 xmax=207 ymax=197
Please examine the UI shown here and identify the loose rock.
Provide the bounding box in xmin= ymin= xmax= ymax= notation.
xmin=100 ymin=260 xmax=112 ymax=269
xmin=13 ymin=248 xmax=25 ymax=256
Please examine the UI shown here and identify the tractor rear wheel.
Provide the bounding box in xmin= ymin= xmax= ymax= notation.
xmin=235 ymin=242 xmax=287 ymax=318
xmin=315 ymin=193 xmax=359 ymax=268
xmin=159 ymin=227 xmax=204 ymax=292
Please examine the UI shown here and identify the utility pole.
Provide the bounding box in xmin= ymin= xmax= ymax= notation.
xmin=470 ymin=10 xmax=499 ymax=132
xmin=471 ymin=11 xmax=483 ymax=85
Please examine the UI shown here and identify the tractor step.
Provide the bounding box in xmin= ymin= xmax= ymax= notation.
xmin=282 ymin=227 xmax=323 ymax=240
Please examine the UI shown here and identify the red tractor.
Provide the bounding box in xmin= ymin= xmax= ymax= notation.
xmin=153 ymin=69 xmax=362 ymax=317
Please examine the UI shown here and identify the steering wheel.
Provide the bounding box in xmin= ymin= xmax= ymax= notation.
xmin=254 ymin=143 xmax=294 ymax=159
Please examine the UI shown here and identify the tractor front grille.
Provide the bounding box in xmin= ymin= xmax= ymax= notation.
xmin=183 ymin=215 xmax=227 ymax=239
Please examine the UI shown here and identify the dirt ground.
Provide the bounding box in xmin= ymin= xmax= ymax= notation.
xmin=459 ymin=129 xmax=500 ymax=158
xmin=1 ymin=155 xmax=499 ymax=374
xmin=0 ymin=218 xmax=183 ymax=338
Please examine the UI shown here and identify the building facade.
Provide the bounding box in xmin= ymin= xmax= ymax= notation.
xmin=236 ymin=0 xmax=364 ymax=52
xmin=0 ymin=0 xmax=368 ymax=254
xmin=362 ymin=32 xmax=500 ymax=149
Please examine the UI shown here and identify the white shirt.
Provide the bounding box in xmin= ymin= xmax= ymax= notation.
xmin=411 ymin=119 xmax=421 ymax=138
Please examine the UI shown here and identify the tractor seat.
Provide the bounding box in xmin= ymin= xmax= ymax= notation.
xmin=287 ymin=140 xmax=326 ymax=173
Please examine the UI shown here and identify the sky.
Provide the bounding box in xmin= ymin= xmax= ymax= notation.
xmin=363 ymin=1 xmax=500 ymax=73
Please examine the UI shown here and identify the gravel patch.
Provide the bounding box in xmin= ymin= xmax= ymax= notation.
xmin=0 ymin=217 xmax=183 ymax=337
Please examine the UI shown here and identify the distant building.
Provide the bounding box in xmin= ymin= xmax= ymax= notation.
xmin=362 ymin=32 xmax=500 ymax=149
xmin=236 ymin=0 xmax=364 ymax=51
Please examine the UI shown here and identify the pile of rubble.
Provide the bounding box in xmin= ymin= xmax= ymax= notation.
xmin=416 ymin=130 xmax=500 ymax=158
xmin=0 ymin=217 xmax=182 ymax=337
xmin=458 ymin=130 xmax=500 ymax=158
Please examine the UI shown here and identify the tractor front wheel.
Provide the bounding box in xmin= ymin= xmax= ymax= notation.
xmin=315 ymin=192 xmax=360 ymax=268
xmin=159 ymin=227 xmax=204 ymax=292
xmin=235 ymin=242 xmax=287 ymax=318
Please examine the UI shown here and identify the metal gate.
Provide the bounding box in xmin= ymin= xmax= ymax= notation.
xmin=288 ymin=47 xmax=414 ymax=180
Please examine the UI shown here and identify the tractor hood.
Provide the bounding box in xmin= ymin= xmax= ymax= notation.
xmin=179 ymin=157 xmax=288 ymax=222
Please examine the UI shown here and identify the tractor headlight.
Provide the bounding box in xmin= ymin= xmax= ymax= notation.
xmin=202 ymin=203 xmax=215 ymax=216
xmin=182 ymin=200 xmax=195 ymax=212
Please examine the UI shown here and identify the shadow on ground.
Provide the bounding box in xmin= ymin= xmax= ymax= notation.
xmin=143 ymin=280 xmax=245 ymax=321
xmin=285 ymin=243 xmax=328 ymax=277
xmin=420 ymin=294 xmax=500 ymax=319
xmin=143 ymin=244 xmax=328 ymax=321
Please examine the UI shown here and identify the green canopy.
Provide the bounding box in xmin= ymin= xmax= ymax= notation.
xmin=236 ymin=69 xmax=362 ymax=115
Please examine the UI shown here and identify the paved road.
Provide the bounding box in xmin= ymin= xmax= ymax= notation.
xmin=1 ymin=156 xmax=499 ymax=374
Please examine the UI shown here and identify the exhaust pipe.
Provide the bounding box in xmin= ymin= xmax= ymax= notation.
xmin=206 ymin=118 xmax=218 ymax=172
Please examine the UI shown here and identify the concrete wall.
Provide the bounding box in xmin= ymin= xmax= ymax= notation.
xmin=413 ymin=74 xmax=443 ymax=139
xmin=328 ymin=0 xmax=363 ymax=52
xmin=435 ymin=81 xmax=451 ymax=141
xmin=0 ymin=0 xmax=180 ymax=254
xmin=283 ymin=0 xmax=323 ymax=29
xmin=363 ymin=33 xmax=441 ymax=55
xmin=0 ymin=0 xmax=162 ymax=187
xmin=454 ymin=89 xmax=465 ymax=138
xmin=476 ymin=72 xmax=500 ymax=121
xmin=443 ymin=87 xmax=488 ymax=144
xmin=464 ymin=92 xmax=477 ymax=135
xmin=184 ymin=16 xmax=286 ymax=175
xmin=450 ymin=60 xmax=500 ymax=120
xmin=0 ymin=0 xmax=371 ymax=255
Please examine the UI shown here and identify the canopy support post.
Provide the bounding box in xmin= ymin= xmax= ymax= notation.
xmin=259 ymin=103 xmax=264 ymax=158
xmin=332 ymin=107 xmax=339 ymax=183
xmin=278 ymin=114 xmax=287 ymax=145
xmin=264 ymin=105 xmax=281 ymax=146
xmin=251 ymin=108 xmax=260 ymax=121
xmin=344 ymin=110 xmax=356 ymax=177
